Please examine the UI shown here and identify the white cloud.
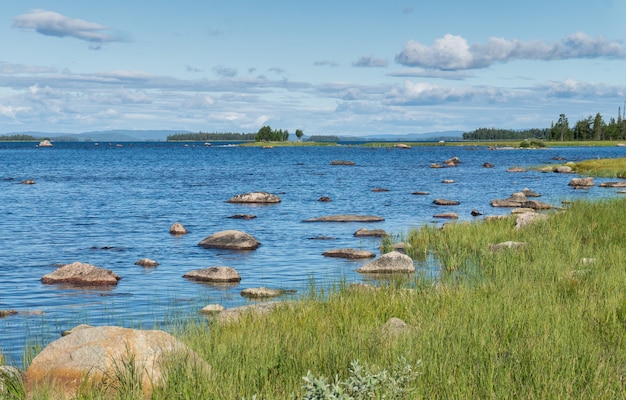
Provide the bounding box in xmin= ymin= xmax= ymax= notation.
xmin=352 ymin=56 xmax=388 ymax=68
xmin=12 ymin=9 xmax=127 ymax=46
xmin=385 ymin=81 xmax=505 ymax=105
xmin=0 ymin=104 xmax=30 ymax=118
xmin=544 ymin=78 xmax=626 ymax=98
xmin=396 ymin=32 xmax=626 ymax=70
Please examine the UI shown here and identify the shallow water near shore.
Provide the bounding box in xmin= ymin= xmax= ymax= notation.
xmin=1 ymin=141 xmax=624 ymax=366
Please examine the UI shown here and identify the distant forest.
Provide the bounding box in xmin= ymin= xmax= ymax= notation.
xmin=167 ymin=132 xmax=256 ymax=141
xmin=307 ymin=135 xmax=339 ymax=142
xmin=464 ymin=107 xmax=626 ymax=141
xmin=0 ymin=134 xmax=45 ymax=141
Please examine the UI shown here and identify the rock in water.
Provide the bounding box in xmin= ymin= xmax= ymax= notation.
xmin=356 ymin=251 xmax=415 ymax=274
xmin=41 ymin=262 xmax=121 ymax=286
xmin=198 ymin=230 xmax=260 ymax=250
xmin=226 ymin=191 xmax=281 ymax=203
xmin=183 ymin=266 xmax=241 ymax=282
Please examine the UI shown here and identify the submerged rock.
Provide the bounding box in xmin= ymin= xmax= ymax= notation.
xmin=304 ymin=215 xmax=384 ymax=223
xmin=330 ymin=160 xmax=355 ymax=166
xmin=240 ymin=287 xmax=289 ymax=299
xmin=433 ymin=198 xmax=460 ymax=206
xmin=322 ymin=248 xmax=376 ymax=259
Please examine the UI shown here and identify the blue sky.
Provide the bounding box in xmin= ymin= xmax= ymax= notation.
xmin=1 ymin=1 xmax=625 ymax=136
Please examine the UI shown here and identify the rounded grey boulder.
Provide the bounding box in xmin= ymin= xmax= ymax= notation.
xmin=356 ymin=251 xmax=415 ymax=274
xmin=198 ymin=230 xmax=260 ymax=250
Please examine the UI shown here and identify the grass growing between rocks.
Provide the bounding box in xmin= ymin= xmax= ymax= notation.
xmin=20 ymin=198 xmax=626 ymax=399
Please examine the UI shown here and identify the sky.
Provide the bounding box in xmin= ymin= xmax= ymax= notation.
xmin=1 ymin=0 xmax=625 ymax=137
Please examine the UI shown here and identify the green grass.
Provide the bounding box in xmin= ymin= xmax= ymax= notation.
xmin=18 ymin=199 xmax=626 ymax=398
xmin=569 ymin=157 xmax=626 ymax=178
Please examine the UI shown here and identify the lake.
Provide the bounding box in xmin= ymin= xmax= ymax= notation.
xmin=1 ymin=141 xmax=624 ymax=366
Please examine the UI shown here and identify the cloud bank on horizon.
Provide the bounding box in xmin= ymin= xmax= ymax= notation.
xmin=1 ymin=3 xmax=625 ymax=136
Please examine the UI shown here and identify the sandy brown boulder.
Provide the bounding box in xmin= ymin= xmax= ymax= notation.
xmin=412 ymin=191 xmax=429 ymax=195
xmin=353 ymin=228 xmax=387 ymax=237
xmin=38 ymin=140 xmax=53 ymax=147
xmin=303 ymin=215 xmax=384 ymax=223
xmin=41 ymin=262 xmax=121 ymax=286
xmin=356 ymin=251 xmax=415 ymax=274
xmin=569 ymin=177 xmax=594 ymax=187
xmin=507 ymin=166 xmax=527 ymax=173
xmin=490 ymin=192 xmax=527 ymax=208
xmin=226 ymin=191 xmax=281 ymax=204
xmin=135 ymin=258 xmax=159 ymax=267
xmin=380 ymin=317 xmax=412 ymax=338
xmin=183 ymin=266 xmax=241 ymax=283
xmin=20 ymin=179 xmax=36 ymax=184
xmin=322 ymin=248 xmax=376 ymax=259
xmin=330 ymin=160 xmax=355 ymax=165
xmin=198 ymin=230 xmax=260 ymax=250
xmin=169 ymin=222 xmax=188 ymax=235
xmin=25 ymin=326 xmax=208 ymax=399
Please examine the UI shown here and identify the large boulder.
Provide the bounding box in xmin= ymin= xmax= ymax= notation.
xmin=226 ymin=191 xmax=281 ymax=204
xmin=521 ymin=200 xmax=553 ymax=210
xmin=135 ymin=258 xmax=159 ymax=267
xmin=24 ymin=326 xmax=209 ymax=399
xmin=41 ymin=262 xmax=121 ymax=286
xmin=303 ymin=215 xmax=384 ymax=223
xmin=356 ymin=251 xmax=415 ymax=274
xmin=183 ymin=266 xmax=241 ymax=283
xmin=521 ymin=187 xmax=541 ymax=197
xmin=322 ymin=248 xmax=376 ymax=259
xmin=198 ymin=230 xmax=260 ymax=250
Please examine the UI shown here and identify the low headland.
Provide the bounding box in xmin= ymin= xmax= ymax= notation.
xmin=2 ymin=159 xmax=626 ymax=399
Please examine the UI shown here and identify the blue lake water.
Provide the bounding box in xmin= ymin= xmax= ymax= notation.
xmin=1 ymin=141 xmax=625 ymax=366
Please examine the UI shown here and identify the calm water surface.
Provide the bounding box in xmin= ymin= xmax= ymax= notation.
xmin=1 ymin=142 xmax=625 ymax=365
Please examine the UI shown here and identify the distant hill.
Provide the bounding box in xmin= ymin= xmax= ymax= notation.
xmin=2 ymin=129 xmax=463 ymax=142
xmin=2 ymin=130 xmax=189 ymax=142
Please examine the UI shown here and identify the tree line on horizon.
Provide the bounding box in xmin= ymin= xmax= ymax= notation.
xmin=463 ymin=107 xmax=626 ymax=141
xmin=167 ymin=132 xmax=257 ymax=141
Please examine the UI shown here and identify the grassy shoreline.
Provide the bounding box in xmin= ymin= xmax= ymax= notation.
xmin=5 ymin=161 xmax=626 ymax=398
